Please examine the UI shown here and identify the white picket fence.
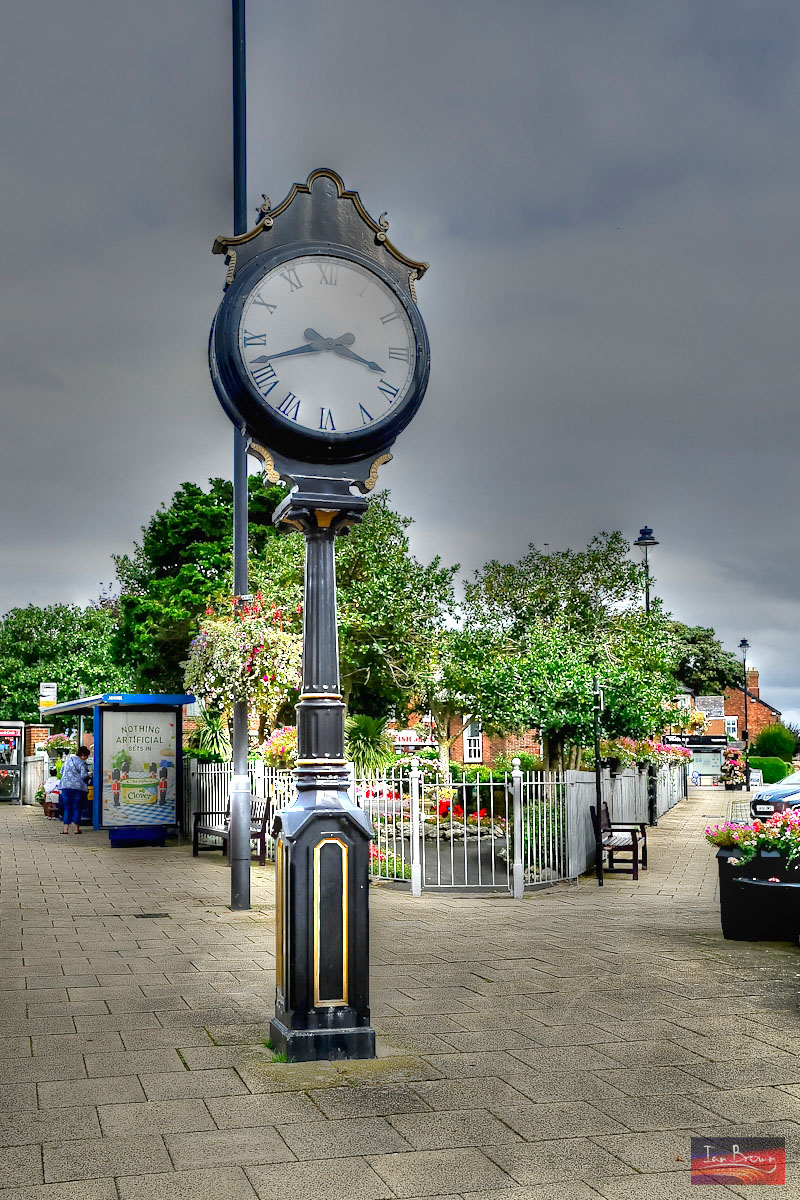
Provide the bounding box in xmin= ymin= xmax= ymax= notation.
xmin=184 ymin=758 xmax=684 ymax=894
xmin=564 ymin=764 xmax=687 ymax=878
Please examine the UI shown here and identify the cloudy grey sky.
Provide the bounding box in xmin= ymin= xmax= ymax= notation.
xmin=2 ymin=1 xmax=799 ymax=716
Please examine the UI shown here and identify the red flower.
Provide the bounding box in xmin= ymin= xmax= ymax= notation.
xmin=438 ymin=799 xmax=450 ymax=816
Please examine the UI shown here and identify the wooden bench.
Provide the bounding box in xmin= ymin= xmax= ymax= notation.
xmin=590 ymin=802 xmax=647 ymax=880
xmin=192 ymin=796 xmax=273 ymax=867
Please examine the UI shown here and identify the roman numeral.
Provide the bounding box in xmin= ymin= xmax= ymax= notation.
xmin=357 ymin=278 xmax=371 ymax=298
xmin=377 ymin=379 xmax=399 ymax=402
xmin=251 ymin=363 xmax=278 ymax=397
xmin=317 ymin=262 xmax=338 ymax=285
xmin=359 ymin=404 xmax=374 ymax=425
xmin=380 ymin=310 xmax=400 ymax=325
xmin=319 ymin=408 xmax=336 ymax=431
xmin=388 ymin=346 xmax=410 ymax=362
xmin=279 ymin=268 xmax=303 ymax=292
xmin=252 ymin=294 xmax=277 ymax=313
xmin=277 ymin=392 xmax=300 ymax=421
xmin=243 ymin=330 xmax=267 ymax=346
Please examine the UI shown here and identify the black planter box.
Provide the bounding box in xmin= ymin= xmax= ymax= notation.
xmin=717 ymin=848 xmax=800 ymax=941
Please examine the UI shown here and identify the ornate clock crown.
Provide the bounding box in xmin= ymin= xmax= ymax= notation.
xmin=213 ymin=168 xmax=428 ymax=301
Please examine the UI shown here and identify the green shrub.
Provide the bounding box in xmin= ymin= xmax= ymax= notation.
xmin=753 ymin=723 xmax=797 ymax=763
xmin=494 ymin=752 xmax=545 ymax=774
xmin=748 ymin=756 xmax=790 ymax=785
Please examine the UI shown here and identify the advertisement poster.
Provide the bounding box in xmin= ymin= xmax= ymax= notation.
xmin=39 ymin=682 xmax=58 ymax=710
xmin=102 ymin=711 xmax=176 ymax=826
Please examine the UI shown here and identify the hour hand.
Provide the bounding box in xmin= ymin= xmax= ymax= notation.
xmin=332 ymin=343 xmax=385 ymax=372
xmin=250 ymin=344 xmax=319 ymax=363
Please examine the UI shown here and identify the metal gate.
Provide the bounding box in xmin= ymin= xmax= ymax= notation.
xmin=187 ymin=757 xmax=571 ymax=895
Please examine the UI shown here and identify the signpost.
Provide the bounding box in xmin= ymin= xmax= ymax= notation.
xmin=208 ymin=168 xmax=431 ymax=1060
xmin=39 ymin=683 xmax=57 ymax=710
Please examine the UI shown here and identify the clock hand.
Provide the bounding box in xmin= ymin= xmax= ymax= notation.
xmin=250 ymin=344 xmax=320 ymax=362
xmin=331 ymin=343 xmax=385 ymax=372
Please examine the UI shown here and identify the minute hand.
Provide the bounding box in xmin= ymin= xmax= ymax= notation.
xmin=250 ymin=344 xmax=319 ymax=363
xmin=332 ymin=343 xmax=385 ymax=372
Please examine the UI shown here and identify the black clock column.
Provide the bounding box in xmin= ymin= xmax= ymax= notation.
xmin=268 ymin=483 xmax=376 ymax=1062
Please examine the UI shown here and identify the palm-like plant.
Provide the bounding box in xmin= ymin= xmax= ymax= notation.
xmin=187 ymin=707 xmax=232 ymax=762
xmin=344 ymin=714 xmax=394 ymax=777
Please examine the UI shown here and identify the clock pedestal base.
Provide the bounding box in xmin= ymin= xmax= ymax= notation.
xmin=269 ymin=1017 xmax=375 ymax=1063
xmin=270 ymin=491 xmax=376 ymax=1062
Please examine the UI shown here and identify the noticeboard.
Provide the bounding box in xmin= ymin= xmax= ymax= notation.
xmin=101 ymin=711 xmax=176 ymax=826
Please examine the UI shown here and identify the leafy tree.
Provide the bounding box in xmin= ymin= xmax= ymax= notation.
xmin=669 ymin=623 xmax=742 ymax=695
xmin=753 ymin=723 xmax=797 ymax=763
xmin=0 ymin=603 xmax=133 ymax=725
xmin=466 ymin=614 xmax=679 ymax=769
xmin=782 ymin=721 xmax=800 ymax=755
xmin=462 ymin=534 xmax=681 ymax=768
xmin=250 ymin=492 xmax=458 ymax=716
xmin=406 ymin=627 xmax=491 ymax=775
xmin=464 ymin=532 xmax=646 ymax=640
xmin=112 ymin=475 xmax=285 ymax=691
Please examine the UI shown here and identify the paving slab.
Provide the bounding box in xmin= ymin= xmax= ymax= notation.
xmin=244 ymin=1157 xmax=393 ymax=1200
xmin=165 ymin=1126 xmax=295 ymax=1169
xmin=279 ymin=1116 xmax=411 ymax=1159
xmin=387 ymin=1108 xmax=522 ymax=1149
xmin=116 ymin=1167 xmax=259 ymax=1200
xmin=97 ymin=1097 xmax=216 ymax=1136
xmin=0 ymin=1183 xmax=118 ymax=1200
xmin=206 ymin=1091 xmax=322 ymax=1127
xmin=367 ymin=1148 xmax=515 ymax=1197
xmin=0 ymin=1142 xmax=46 ymax=1187
xmin=38 ymin=1074 xmax=146 ymax=1109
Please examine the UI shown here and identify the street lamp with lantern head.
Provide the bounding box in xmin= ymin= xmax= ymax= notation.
xmin=739 ymin=638 xmax=751 ymax=790
xmin=634 ymin=526 xmax=659 ymax=615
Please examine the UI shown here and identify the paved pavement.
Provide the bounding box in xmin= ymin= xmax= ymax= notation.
xmin=1 ymin=789 xmax=799 ymax=1199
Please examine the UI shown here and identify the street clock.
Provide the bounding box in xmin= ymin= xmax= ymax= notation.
xmin=210 ymin=169 xmax=430 ymax=480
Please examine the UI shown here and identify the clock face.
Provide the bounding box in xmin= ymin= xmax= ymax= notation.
xmin=237 ymin=253 xmax=417 ymax=437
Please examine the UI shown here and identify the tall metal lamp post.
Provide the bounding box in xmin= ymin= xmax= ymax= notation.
xmin=634 ymin=526 xmax=659 ymax=615
xmin=228 ymin=0 xmax=252 ymax=913
xmin=592 ymin=676 xmax=604 ymax=887
xmin=739 ymin=638 xmax=751 ymax=790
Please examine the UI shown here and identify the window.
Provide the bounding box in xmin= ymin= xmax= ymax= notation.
xmin=463 ymin=718 xmax=483 ymax=763
xmin=725 ymin=716 xmax=738 ymax=739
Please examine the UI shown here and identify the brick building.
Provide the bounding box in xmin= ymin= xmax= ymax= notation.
xmin=448 ymin=718 xmax=541 ymax=768
xmin=723 ymin=669 xmax=781 ymax=743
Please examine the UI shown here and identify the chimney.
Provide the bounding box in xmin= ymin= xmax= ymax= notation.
xmin=747 ymin=668 xmax=759 ymax=698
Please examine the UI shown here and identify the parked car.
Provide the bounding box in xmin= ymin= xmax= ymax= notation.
xmin=750 ymin=771 xmax=800 ymax=821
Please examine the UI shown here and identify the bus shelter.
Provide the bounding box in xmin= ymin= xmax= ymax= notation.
xmin=40 ymin=694 xmax=193 ymax=845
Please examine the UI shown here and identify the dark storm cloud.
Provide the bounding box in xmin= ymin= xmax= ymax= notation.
xmin=2 ymin=1 xmax=800 ymax=716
